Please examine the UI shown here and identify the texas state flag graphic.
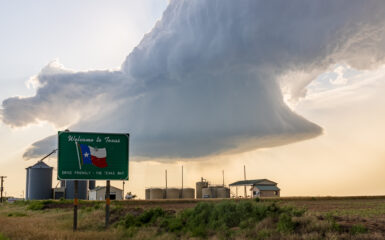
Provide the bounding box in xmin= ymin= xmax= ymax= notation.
xmin=78 ymin=143 xmax=108 ymax=168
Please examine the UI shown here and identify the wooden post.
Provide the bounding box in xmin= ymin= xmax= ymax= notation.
xmin=122 ymin=181 xmax=125 ymax=200
xmin=0 ymin=176 xmax=6 ymax=203
xmin=73 ymin=180 xmax=78 ymax=231
xmin=105 ymin=180 xmax=110 ymax=228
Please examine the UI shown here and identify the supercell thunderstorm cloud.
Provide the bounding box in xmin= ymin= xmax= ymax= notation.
xmin=1 ymin=0 xmax=385 ymax=159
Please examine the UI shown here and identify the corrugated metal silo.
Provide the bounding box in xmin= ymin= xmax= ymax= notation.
xmin=149 ymin=188 xmax=164 ymax=199
xmin=65 ymin=180 xmax=88 ymax=199
xmin=166 ymin=188 xmax=181 ymax=199
xmin=26 ymin=161 xmax=53 ymax=200
xmin=181 ymin=188 xmax=195 ymax=199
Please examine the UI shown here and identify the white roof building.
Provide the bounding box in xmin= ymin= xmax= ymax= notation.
xmin=89 ymin=186 xmax=123 ymax=201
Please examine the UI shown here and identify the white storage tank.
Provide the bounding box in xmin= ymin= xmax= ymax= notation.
xmin=166 ymin=188 xmax=180 ymax=199
xmin=202 ymin=187 xmax=216 ymax=198
xmin=181 ymin=188 xmax=195 ymax=199
xmin=150 ymin=188 xmax=164 ymax=199
xmin=145 ymin=188 xmax=151 ymax=200
xmin=216 ymin=187 xmax=230 ymax=198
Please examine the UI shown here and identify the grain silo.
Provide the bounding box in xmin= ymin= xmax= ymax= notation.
xmin=145 ymin=188 xmax=151 ymax=200
xmin=166 ymin=188 xmax=180 ymax=199
xmin=196 ymin=178 xmax=208 ymax=199
xmin=216 ymin=187 xmax=230 ymax=198
xmin=150 ymin=188 xmax=164 ymax=200
xmin=64 ymin=180 xmax=88 ymax=199
xmin=181 ymin=188 xmax=195 ymax=199
xmin=26 ymin=161 xmax=53 ymax=200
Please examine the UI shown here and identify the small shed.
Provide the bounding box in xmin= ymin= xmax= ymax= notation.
xmin=89 ymin=186 xmax=123 ymax=200
xmin=229 ymin=179 xmax=280 ymax=198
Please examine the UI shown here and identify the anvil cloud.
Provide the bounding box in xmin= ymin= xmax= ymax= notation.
xmin=2 ymin=0 xmax=385 ymax=159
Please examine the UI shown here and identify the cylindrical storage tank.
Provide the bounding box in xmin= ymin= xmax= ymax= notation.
xmin=150 ymin=188 xmax=164 ymax=200
xmin=202 ymin=187 xmax=216 ymax=198
xmin=65 ymin=180 xmax=88 ymax=199
xmin=145 ymin=188 xmax=150 ymax=200
xmin=166 ymin=188 xmax=181 ymax=199
xmin=182 ymin=188 xmax=195 ymax=199
xmin=26 ymin=162 xmax=53 ymax=200
xmin=88 ymin=180 xmax=96 ymax=190
xmin=196 ymin=181 xmax=208 ymax=199
xmin=216 ymin=187 xmax=230 ymax=198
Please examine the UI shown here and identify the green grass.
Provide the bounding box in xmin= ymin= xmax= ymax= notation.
xmin=351 ymin=224 xmax=368 ymax=235
xmin=0 ymin=233 xmax=9 ymax=240
xmin=7 ymin=212 xmax=27 ymax=217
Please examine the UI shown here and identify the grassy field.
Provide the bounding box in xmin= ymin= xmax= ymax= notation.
xmin=0 ymin=197 xmax=385 ymax=239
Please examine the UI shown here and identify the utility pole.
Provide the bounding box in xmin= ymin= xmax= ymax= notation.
xmin=181 ymin=166 xmax=184 ymax=198
xmin=222 ymin=170 xmax=225 ymax=186
xmin=244 ymin=165 xmax=247 ymax=198
xmin=165 ymin=169 xmax=168 ymax=199
xmin=0 ymin=176 xmax=6 ymax=203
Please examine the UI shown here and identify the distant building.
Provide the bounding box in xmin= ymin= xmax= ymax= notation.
xmin=229 ymin=179 xmax=280 ymax=198
xmin=89 ymin=186 xmax=123 ymax=200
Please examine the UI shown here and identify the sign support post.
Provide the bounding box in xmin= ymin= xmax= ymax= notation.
xmin=73 ymin=180 xmax=78 ymax=231
xmin=105 ymin=180 xmax=110 ymax=228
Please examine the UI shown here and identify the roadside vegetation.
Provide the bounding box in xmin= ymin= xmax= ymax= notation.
xmin=0 ymin=197 xmax=384 ymax=239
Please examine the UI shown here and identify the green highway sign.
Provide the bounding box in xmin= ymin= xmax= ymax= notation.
xmin=58 ymin=131 xmax=129 ymax=180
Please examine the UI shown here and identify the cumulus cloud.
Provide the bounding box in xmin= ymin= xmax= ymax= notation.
xmin=2 ymin=0 xmax=385 ymax=159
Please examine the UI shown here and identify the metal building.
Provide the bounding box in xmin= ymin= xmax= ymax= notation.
xmin=229 ymin=179 xmax=280 ymax=198
xmin=89 ymin=186 xmax=123 ymax=200
xmin=26 ymin=161 xmax=53 ymax=200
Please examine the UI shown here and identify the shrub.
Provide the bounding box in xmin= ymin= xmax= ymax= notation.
xmin=118 ymin=200 xmax=307 ymax=238
xmin=277 ymin=213 xmax=296 ymax=233
xmin=27 ymin=201 xmax=45 ymax=210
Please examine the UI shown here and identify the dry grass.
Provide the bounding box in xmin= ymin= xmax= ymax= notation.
xmin=1 ymin=197 xmax=385 ymax=239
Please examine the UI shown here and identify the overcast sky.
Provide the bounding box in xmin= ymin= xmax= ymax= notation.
xmin=1 ymin=0 xmax=385 ymax=198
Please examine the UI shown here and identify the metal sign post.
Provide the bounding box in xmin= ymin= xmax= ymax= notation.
xmin=105 ymin=180 xmax=111 ymax=228
xmin=73 ymin=180 xmax=78 ymax=231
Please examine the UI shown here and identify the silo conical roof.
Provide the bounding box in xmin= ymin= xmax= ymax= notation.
xmin=27 ymin=161 xmax=53 ymax=169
